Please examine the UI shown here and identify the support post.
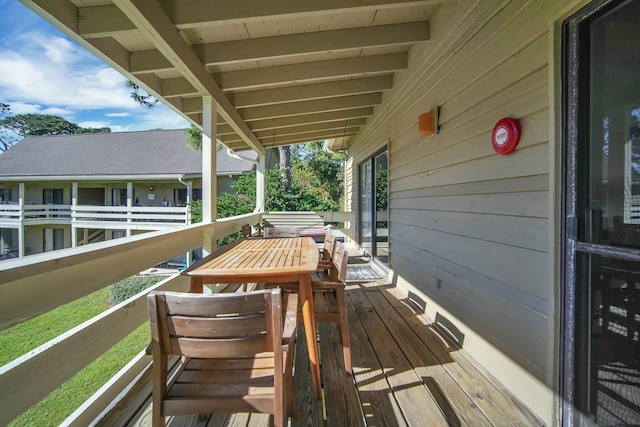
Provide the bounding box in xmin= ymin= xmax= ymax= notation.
xmin=126 ymin=182 xmax=133 ymax=237
xmin=71 ymin=182 xmax=78 ymax=247
xmin=201 ymin=96 xmax=217 ymax=254
xmin=255 ymin=155 xmax=265 ymax=213
xmin=18 ymin=183 xmax=24 ymax=257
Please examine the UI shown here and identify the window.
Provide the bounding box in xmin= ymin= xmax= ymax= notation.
xmin=0 ymin=188 xmax=10 ymax=203
xmin=43 ymin=188 xmax=63 ymax=204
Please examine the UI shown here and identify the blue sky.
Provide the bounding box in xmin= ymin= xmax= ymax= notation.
xmin=0 ymin=0 xmax=189 ymax=133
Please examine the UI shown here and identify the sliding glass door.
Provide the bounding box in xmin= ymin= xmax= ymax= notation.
xmin=359 ymin=148 xmax=388 ymax=264
xmin=564 ymin=1 xmax=640 ymax=424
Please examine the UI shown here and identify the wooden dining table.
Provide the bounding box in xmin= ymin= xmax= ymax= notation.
xmin=180 ymin=236 xmax=322 ymax=398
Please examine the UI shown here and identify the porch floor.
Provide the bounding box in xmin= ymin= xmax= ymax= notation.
xmin=117 ymin=263 xmax=542 ymax=427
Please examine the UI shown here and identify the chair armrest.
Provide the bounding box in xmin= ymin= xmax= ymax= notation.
xmin=282 ymin=293 xmax=299 ymax=346
xmin=317 ymin=260 xmax=331 ymax=269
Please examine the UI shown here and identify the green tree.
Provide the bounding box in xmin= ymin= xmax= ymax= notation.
xmin=126 ymin=81 xmax=158 ymax=108
xmin=290 ymin=141 xmax=344 ymax=207
xmin=0 ymin=102 xmax=12 ymax=152
xmin=185 ymin=125 xmax=202 ymax=151
xmin=0 ymin=111 xmax=111 ymax=152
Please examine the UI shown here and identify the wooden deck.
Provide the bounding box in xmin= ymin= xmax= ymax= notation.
xmin=110 ymin=276 xmax=543 ymax=426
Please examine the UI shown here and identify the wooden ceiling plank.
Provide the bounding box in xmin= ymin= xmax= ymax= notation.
xmin=160 ymin=0 xmax=447 ymax=28
xmin=22 ymin=0 xmax=79 ymax=34
xmin=78 ymin=5 xmax=137 ymax=38
xmin=217 ymin=53 xmax=407 ymax=91
xmin=248 ymin=107 xmax=374 ymax=131
xmin=261 ymin=129 xmax=359 ymax=146
xmin=130 ymin=49 xmax=173 ymax=74
xmin=195 ymin=22 xmax=429 ymax=65
xmin=228 ymin=76 xmax=393 ymax=108
xmin=252 ymin=118 xmax=366 ymax=139
xmin=161 ymin=77 xmax=199 ymax=98
xmin=87 ymin=37 xmax=131 ymax=72
xmin=113 ymin=0 xmax=264 ymax=156
xmin=240 ymin=93 xmax=382 ymax=121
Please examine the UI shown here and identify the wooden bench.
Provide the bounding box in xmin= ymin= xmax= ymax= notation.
xmin=263 ymin=212 xmax=327 ymax=241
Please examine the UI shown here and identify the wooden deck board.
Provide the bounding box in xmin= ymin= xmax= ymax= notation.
xmin=380 ymin=286 xmax=543 ymax=427
xmin=111 ymin=280 xmax=543 ymax=427
xmin=318 ymin=322 xmax=364 ymax=426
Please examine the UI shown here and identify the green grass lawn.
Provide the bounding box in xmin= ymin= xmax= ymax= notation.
xmin=0 ymin=278 xmax=164 ymax=426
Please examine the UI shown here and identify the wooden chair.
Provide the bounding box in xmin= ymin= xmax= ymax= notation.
xmin=263 ymin=227 xmax=300 ymax=238
xmin=317 ymin=232 xmax=336 ymax=272
xmin=147 ymin=288 xmax=298 ymax=427
xmin=269 ymin=242 xmax=352 ymax=375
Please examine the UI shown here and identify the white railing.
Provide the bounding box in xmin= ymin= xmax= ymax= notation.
xmin=0 ymin=211 xmax=262 ymax=426
xmin=72 ymin=205 xmax=189 ymax=229
xmin=0 ymin=210 xmax=351 ymax=425
xmin=0 ymin=204 xmax=190 ymax=229
xmin=0 ymin=204 xmax=72 ymax=226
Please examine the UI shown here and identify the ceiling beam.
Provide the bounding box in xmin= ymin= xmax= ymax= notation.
xmin=261 ymin=129 xmax=359 ymax=147
xmin=130 ymin=50 xmax=173 ymax=74
xmin=228 ymin=76 xmax=393 ymax=108
xmin=113 ymin=0 xmax=264 ymax=156
xmin=160 ymin=0 xmax=449 ymax=28
xmin=216 ymin=53 xmax=406 ymax=91
xmin=193 ymin=22 xmax=428 ymax=66
xmin=222 ymin=119 xmax=366 ymax=144
xmin=76 ymin=1 xmax=443 ymax=37
xmin=248 ymin=107 xmax=374 ymax=132
xmin=252 ymin=119 xmax=366 ymax=139
xmin=239 ymin=93 xmax=382 ymax=121
xmin=78 ymin=5 xmax=136 ymax=38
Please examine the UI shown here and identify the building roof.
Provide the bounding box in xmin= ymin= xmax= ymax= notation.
xmin=0 ymin=129 xmax=257 ymax=179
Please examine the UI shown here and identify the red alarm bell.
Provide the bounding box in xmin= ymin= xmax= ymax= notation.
xmin=491 ymin=118 xmax=520 ymax=155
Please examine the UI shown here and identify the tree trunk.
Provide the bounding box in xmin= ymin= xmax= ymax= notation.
xmin=278 ymin=145 xmax=292 ymax=192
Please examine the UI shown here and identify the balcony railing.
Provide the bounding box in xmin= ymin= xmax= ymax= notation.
xmin=0 ymin=204 xmax=73 ymax=226
xmin=73 ymin=205 xmax=189 ymax=229
xmin=0 ymin=204 xmax=189 ymax=228
xmin=0 ymin=211 xmax=353 ymax=426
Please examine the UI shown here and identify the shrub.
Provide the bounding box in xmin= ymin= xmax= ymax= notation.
xmin=107 ymin=275 xmax=167 ymax=304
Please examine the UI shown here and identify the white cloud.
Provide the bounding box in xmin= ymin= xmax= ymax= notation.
xmin=77 ymin=121 xmax=110 ymax=129
xmin=0 ymin=18 xmax=188 ymax=133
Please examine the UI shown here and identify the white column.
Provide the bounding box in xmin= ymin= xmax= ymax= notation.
xmin=255 ymin=155 xmax=265 ymax=213
xmin=126 ymin=182 xmax=133 ymax=237
xmin=71 ymin=182 xmax=78 ymax=247
xmin=202 ymin=96 xmax=217 ymax=255
xmin=18 ymin=183 xmax=24 ymax=257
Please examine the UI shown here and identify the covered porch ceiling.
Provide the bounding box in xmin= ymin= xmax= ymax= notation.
xmin=21 ymin=0 xmax=447 ymax=153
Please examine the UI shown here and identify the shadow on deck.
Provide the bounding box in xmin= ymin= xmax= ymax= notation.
xmin=105 ymin=261 xmax=543 ymax=426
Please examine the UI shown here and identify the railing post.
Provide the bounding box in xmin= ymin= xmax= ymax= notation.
xmin=71 ymin=182 xmax=78 ymax=247
xmin=126 ymin=182 xmax=133 ymax=237
xmin=18 ymin=183 xmax=24 ymax=257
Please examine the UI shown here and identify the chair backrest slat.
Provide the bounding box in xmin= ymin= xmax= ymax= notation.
xmin=322 ymin=233 xmax=336 ymax=262
xmin=331 ymin=242 xmax=348 ymax=283
xmin=169 ymin=335 xmax=269 ymax=358
xmin=168 ymin=313 xmax=267 ymax=338
xmin=149 ymin=289 xmax=282 ymax=359
xmin=161 ymin=291 xmax=268 ymax=316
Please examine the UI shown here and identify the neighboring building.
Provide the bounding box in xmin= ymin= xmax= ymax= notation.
xmin=0 ymin=129 xmax=257 ymax=257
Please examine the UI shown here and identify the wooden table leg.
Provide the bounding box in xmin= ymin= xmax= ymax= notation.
xmin=189 ymin=277 xmax=203 ymax=293
xmin=299 ymin=274 xmax=322 ymax=399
